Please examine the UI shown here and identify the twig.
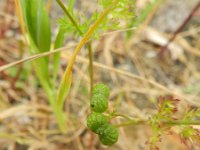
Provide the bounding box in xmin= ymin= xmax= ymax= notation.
xmin=158 ymin=0 xmax=200 ymax=57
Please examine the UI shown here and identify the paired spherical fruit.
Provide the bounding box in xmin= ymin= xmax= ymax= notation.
xmin=97 ymin=124 xmax=119 ymax=146
xmin=87 ymin=112 xmax=108 ymax=133
xmin=91 ymin=93 xmax=108 ymax=113
xmin=92 ymin=83 xmax=110 ymax=99
xmin=87 ymin=83 xmax=118 ymax=146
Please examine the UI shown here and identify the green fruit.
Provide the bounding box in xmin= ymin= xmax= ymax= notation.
xmin=97 ymin=124 xmax=119 ymax=146
xmin=91 ymin=93 xmax=108 ymax=113
xmin=92 ymin=83 xmax=110 ymax=98
xmin=87 ymin=112 xmax=108 ymax=133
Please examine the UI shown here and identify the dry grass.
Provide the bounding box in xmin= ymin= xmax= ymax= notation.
xmin=0 ymin=0 xmax=200 ymax=150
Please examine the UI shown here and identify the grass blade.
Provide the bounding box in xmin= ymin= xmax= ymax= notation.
xmin=21 ymin=0 xmax=51 ymax=52
xmin=53 ymin=28 xmax=66 ymax=83
xmin=55 ymin=70 xmax=72 ymax=133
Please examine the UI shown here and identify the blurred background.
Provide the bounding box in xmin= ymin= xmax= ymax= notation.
xmin=0 ymin=0 xmax=200 ymax=149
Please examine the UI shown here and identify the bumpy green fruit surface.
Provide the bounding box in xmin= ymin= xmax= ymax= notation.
xmin=91 ymin=93 xmax=108 ymax=113
xmin=92 ymin=83 xmax=110 ymax=98
xmin=97 ymin=124 xmax=119 ymax=146
xmin=87 ymin=112 xmax=108 ymax=133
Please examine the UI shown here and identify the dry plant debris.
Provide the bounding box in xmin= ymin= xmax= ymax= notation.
xmin=0 ymin=0 xmax=200 ymax=150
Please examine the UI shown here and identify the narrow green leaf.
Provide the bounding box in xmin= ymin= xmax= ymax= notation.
xmin=21 ymin=0 xmax=51 ymax=52
xmin=20 ymin=0 xmax=53 ymax=103
xmin=29 ymin=43 xmax=53 ymax=105
xmin=53 ymin=28 xmax=66 ymax=82
xmin=56 ymin=71 xmax=72 ymax=110
xmin=55 ymin=70 xmax=72 ymax=133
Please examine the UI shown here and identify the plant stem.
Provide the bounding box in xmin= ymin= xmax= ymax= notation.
xmin=56 ymin=0 xmax=94 ymax=98
xmin=163 ymin=120 xmax=200 ymax=126
xmin=14 ymin=0 xmax=28 ymax=44
xmin=56 ymin=0 xmax=82 ymax=34
xmin=87 ymin=42 xmax=94 ymax=98
xmin=111 ymin=113 xmax=134 ymax=120
xmin=62 ymin=3 xmax=115 ymax=79
xmin=115 ymin=119 xmax=146 ymax=127
xmin=115 ymin=119 xmax=200 ymax=128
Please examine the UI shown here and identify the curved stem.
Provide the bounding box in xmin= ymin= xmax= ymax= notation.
xmin=59 ymin=3 xmax=116 ymax=91
xmin=56 ymin=0 xmax=94 ymax=99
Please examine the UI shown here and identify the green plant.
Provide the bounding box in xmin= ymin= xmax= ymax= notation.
xmin=19 ymin=0 xmax=66 ymax=132
xmin=55 ymin=0 xmax=135 ymax=133
xmin=17 ymin=0 xmax=135 ymax=133
xmin=10 ymin=0 xmax=200 ymax=149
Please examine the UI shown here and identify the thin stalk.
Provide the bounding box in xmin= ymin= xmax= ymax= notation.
xmin=14 ymin=0 xmax=28 ymax=44
xmin=87 ymin=42 xmax=94 ymax=98
xmin=56 ymin=0 xmax=82 ymax=34
xmin=163 ymin=120 xmax=200 ymax=126
xmin=115 ymin=119 xmax=200 ymax=128
xmin=115 ymin=119 xmax=146 ymax=127
xmin=111 ymin=113 xmax=134 ymax=120
xmin=56 ymin=0 xmax=94 ymax=98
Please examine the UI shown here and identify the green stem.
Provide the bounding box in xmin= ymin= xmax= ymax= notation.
xmin=56 ymin=0 xmax=82 ymax=34
xmin=56 ymin=0 xmax=94 ymax=99
xmin=163 ymin=120 xmax=200 ymax=126
xmin=61 ymin=3 xmax=115 ymax=90
xmin=115 ymin=119 xmax=200 ymax=128
xmin=87 ymin=42 xmax=94 ymax=99
xmin=115 ymin=119 xmax=146 ymax=127
xmin=111 ymin=113 xmax=133 ymax=120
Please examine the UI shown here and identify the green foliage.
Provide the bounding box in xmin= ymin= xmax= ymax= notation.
xmin=99 ymin=0 xmax=134 ymax=19
xmin=54 ymin=71 xmax=72 ymax=133
xmin=149 ymin=97 xmax=180 ymax=149
xmin=178 ymin=108 xmax=200 ymax=146
xmin=53 ymin=28 xmax=67 ymax=83
xmin=19 ymin=1 xmax=200 ymax=148
xmin=20 ymin=0 xmax=53 ymax=105
xmin=21 ymin=0 xmax=51 ymax=52
xmin=20 ymin=0 xmax=70 ymax=132
xmin=56 ymin=0 xmax=135 ymax=132
xmin=97 ymin=124 xmax=119 ymax=146
xmin=180 ymin=126 xmax=200 ymax=145
xmin=87 ymin=112 xmax=108 ymax=133
xmin=58 ymin=0 xmax=135 ymax=39
xmin=149 ymin=97 xmax=200 ymax=149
